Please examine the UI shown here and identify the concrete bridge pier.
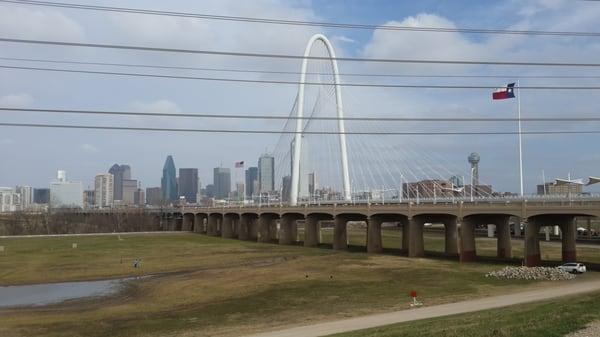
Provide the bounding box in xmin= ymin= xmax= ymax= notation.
xmin=443 ymin=217 xmax=459 ymax=256
xmin=332 ymin=215 xmax=348 ymax=250
xmin=182 ymin=214 xmax=194 ymax=231
xmin=304 ymin=215 xmax=323 ymax=247
xmin=174 ymin=216 xmax=183 ymax=231
xmin=562 ymin=217 xmax=577 ymax=262
xmin=496 ymin=216 xmax=512 ymax=259
xmin=258 ymin=214 xmax=277 ymax=243
xmin=279 ymin=214 xmax=301 ymax=245
xmin=237 ymin=214 xmax=250 ymax=240
xmin=399 ymin=218 xmax=409 ymax=252
xmin=207 ymin=214 xmax=221 ymax=236
xmin=459 ymin=218 xmax=476 ymax=262
xmin=367 ymin=216 xmax=383 ymax=254
xmin=525 ymin=219 xmax=541 ymax=267
xmin=222 ymin=214 xmax=236 ymax=239
xmin=194 ymin=214 xmax=207 ymax=233
xmin=407 ymin=217 xmax=425 ymax=257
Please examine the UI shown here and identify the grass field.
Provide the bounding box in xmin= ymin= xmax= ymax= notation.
xmin=331 ymin=291 xmax=600 ymax=337
xmin=1 ymin=232 xmax=599 ymax=337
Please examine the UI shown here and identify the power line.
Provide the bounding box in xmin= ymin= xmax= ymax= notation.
xmin=2 ymin=37 xmax=600 ymax=67
xmin=4 ymin=56 xmax=600 ymax=80
xmin=3 ymin=0 xmax=600 ymax=38
xmin=4 ymin=107 xmax=600 ymax=122
xmin=0 ymin=122 xmax=599 ymax=135
xmin=5 ymin=65 xmax=600 ymax=90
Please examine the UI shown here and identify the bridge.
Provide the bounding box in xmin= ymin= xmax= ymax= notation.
xmin=151 ymin=198 xmax=600 ymax=267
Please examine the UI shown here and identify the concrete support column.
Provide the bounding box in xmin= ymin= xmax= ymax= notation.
xmin=270 ymin=221 xmax=279 ymax=240
xmin=182 ymin=214 xmax=194 ymax=231
xmin=304 ymin=216 xmax=320 ymax=247
xmin=194 ymin=215 xmax=206 ymax=233
xmin=222 ymin=214 xmax=235 ymax=239
xmin=444 ymin=217 xmax=459 ymax=255
xmin=248 ymin=217 xmax=259 ymax=240
xmin=496 ymin=217 xmax=512 ymax=259
xmin=514 ymin=218 xmax=522 ymax=237
xmin=207 ymin=214 xmax=220 ymax=236
xmin=258 ymin=214 xmax=276 ymax=243
xmin=459 ymin=218 xmax=476 ymax=262
xmin=175 ymin=217 xmax=183 ymax=231
xmin=238 ymin=215 xmax=250 ymax=240
xmin=333 ymin=215 xmax=348 ymax=250
xmin=561 ymin=217 xmax=577 ymax=263
xmin=525 ymin=219 xmax=541 ymax=266
xmin=279 ymin=215 xmax=299 ymax=245
xmin=408 ymin=217 xmax=424 ymax=258
xmin=166 ymin=217 xmax=174 ymax=231
xmin=367 ymin=216 xmax=383 ymax=254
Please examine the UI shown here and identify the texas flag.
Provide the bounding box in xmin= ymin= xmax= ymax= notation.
xmin=492 ymin=83 xmax=516 ymax=100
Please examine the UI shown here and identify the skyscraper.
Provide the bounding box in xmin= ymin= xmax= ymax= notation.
xmin=15 ymin=186 xmax=33 ymax=210
xmin=178 ymin=168 xmax=198 ymax=203
xmin=145 ymin=187 xmax=162 ymax=206
xmin=258 ymin=153 xmax=275 ymax=193
xmin=33 ymin=188 xmax=50 ymax=204
xmin=122 ymin=179 xmax=138 ymax=205
xmin=108 ymin=164 xmax=131 ymax=201
xmin=94 ymin=173 xmax=114 ymax=208
xmin=213 ymin=167 xmax=231 ymax=199
xmin=50 ymin=170 xmax=83 ymax=208
xmin=161 ymin=155 xmax=178 ymax=203
xmin=245 ymin=166 xmax=258 ymax=197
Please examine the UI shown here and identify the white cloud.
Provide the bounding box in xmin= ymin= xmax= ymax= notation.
xmin=0 ymin=93 xmax=33 ymax=107
xmin=0 ymin=5 xmax=84 ymax=40
xmin=80 ymin=143 xmax=99 ymax=153
xmin=129 ymin=99 xmax=181 ymax=114
xmin=333 ymin=35 xmax=356 ymax=44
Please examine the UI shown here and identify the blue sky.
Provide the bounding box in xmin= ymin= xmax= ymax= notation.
xmin=0 ymin=0 xmax=599 ymax=195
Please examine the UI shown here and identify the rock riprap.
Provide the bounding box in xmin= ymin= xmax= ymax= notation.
xmin=485 ymin=266 xmax=575 ymax=281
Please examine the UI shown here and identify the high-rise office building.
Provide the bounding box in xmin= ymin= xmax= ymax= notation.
xmin=258 ymin=154 xmax=275 ymax=193
xmin=15 ymin=186 xmax=33 ymax=210
xmin=308 ymin=172 xmax=317 ymax=196
xmin=134 ymin=188 xmax=145 ymax=206
xmin=50 ymin=170 xmax=83 ymax=208
xmin=33 ymin=188 xmax=50 ymax=204
xmin=245 ymin=166 xmax=259 ymax=197
xmin=178 ymin=168 xmax=198 ymax=203
xmin=213 ymin=167 xmax=231 ymax=199
xmin=94 ymin=173 xmax=114 ymax=208
xmin=0 ymin=187 xmax=20 ymax=213
xmin=282 ymin=176 xmax=292 ymax=202
xmin=122 ymin=179 xmax=138 ymax=205
xmin=83 ymin=190 xmax=95 ymax=208
xmin=145 ymin=187 xmax=162 ymax=206
xmin=161 ymin=155 xmax=178 ymax=203
xmin=108 ymin=164 xmax=131 ymax=201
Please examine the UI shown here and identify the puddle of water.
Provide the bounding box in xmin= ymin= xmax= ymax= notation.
xmin=0 ymin=278 xmax=131 ymax=309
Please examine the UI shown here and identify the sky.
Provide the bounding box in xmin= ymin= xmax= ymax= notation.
xmin=1 ymin=0 xmax=600 ymax=195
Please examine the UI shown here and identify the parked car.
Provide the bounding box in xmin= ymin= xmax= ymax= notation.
xmin=557 ymin=263 xmax=587 ymax=274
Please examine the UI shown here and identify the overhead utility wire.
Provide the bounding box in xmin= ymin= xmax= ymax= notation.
xmin=4 ymin=56 xmax=600 ymax=80
xmin=4 ymin=65 xmax=600 ymax=90
xmin=3 ymin=37 xmax=600 ymax=67
xmin=1 ymin=122 xmax=600 ymax=135
xmin=4 ymin=108 xmax=600 ymax=123
xmin=3 ymin=0 xmax=600 ymax=37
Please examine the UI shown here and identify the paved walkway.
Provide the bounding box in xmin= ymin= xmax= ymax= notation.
xmin=245 ymin=279 xmax=600 ymax=337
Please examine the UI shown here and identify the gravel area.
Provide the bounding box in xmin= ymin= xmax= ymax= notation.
xmin=485 ymin=266 xmax=576 ymax=281
xmin=566 ymin=321 xmax=600 ymax=337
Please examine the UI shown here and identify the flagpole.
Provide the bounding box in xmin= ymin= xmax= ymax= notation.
xmin=517 ymin=79 xmax=524 ymax=197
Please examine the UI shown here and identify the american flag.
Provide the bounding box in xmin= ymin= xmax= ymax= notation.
xmin=235 ymin=161 xmax=244 ymax=168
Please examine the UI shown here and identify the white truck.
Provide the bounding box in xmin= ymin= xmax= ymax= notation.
xmin=557 ymin=263 xmax=587 ymax=274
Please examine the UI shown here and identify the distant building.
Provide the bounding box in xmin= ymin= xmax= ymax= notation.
xmin=83 ymin=190 xmax=95 ymax=208
xmin=308 ymin=172 xmax=317 ymax=196
xmin=403 ymin=180 xmax=454 ymax=199
xmin=245 ymin=166 xmax=259 ymax=197
xmin=213 ymin=167 xmax=231 ymax=199
xmin=134 ymin=188 xmax=145 ymax=206
xmin=145 ymin=187 xmax=162 ymax=206
xmin=33 ymin=188 xmax=50 ymax=204
xmin=282 ymin=176 xmax=292 ymax=202
xmin=50 ymin=170 xmax=83 ymax=208
xmin=108 ymin=164 xmax=131 ymax=201
xmin=122 ymin=179 xmax=138 ymax=205
xmin=15 ymin=186 xmax=33 ymax=210
xmin=0 ymin=187 xmax=20 ymax=213
xmin=449 ymin=175 xmax=464 ymax=188
xmin=178 ymin=168 xmax=198 ymax=203
xmin=468 ymin=153 xmax=480 ymax=187
xmin=258 ymin=154 xmax=275 ymax=193
xmin=204 ymin=184 xmax=215 ymax=198
xmin=161 ymin=155 xmax=178 ymax=203
xmin=537 ymin=182 xmax=583 ymax=195
xmin=94 ymin=173 xmax=114 ymax=208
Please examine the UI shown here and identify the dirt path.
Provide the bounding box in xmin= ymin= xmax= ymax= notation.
xmin=244 ymin=278 xmax=600 ymax=337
